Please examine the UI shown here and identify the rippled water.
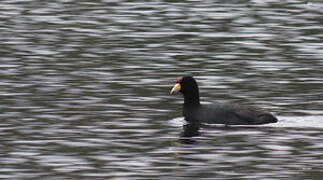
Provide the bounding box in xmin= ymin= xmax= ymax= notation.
xmin=1 ymin=0 xmax=323 ymax=179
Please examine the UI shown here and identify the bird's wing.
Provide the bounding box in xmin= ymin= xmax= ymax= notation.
xmin=230 ymin=104 xmax=263 ymax=124
xmin=232 ymin=104 xmax=275 ymax=125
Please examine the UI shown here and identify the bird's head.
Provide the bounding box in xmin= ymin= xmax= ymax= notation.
xmin=170 ymin=76 xmax=198 ymax=95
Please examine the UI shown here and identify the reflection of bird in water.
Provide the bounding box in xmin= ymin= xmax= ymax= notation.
xmin=182 ymin=123 xmax=200 ymax=137
xmin=179 ymin=123 xmax=200 ymax=144
xmin=171 ymin=76 xmax=278 ymax=125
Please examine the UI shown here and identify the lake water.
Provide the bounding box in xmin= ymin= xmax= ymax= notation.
xmin=1 ymin=0 xmax=323 ymax=179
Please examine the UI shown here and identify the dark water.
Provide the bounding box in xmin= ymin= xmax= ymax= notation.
xmin=1 ymin=0 xmax=323 ymax=179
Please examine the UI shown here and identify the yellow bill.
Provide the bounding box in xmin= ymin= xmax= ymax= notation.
xmin=170 ymin=83 xmax=181 ymax=94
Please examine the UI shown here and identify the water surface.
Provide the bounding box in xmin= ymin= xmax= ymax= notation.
xmin=1 ymin=0 xmax=323 ymax=179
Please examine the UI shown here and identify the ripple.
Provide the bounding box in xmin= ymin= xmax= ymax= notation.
xmin=270 ymin=116 xmax=323 ymax=129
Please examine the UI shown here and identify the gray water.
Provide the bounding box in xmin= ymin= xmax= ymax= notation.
xmin=1 ymin=0 xmax=323 ymax=179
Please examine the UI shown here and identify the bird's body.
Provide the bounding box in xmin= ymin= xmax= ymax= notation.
xmin=183 ymin=103 xmax=277 ymax=125
xmin=171 ymin=76 xmax=278 ymax=125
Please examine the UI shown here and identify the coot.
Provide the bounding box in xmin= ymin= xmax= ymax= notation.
xmin=170 ymin=76 xmax=278 ymax=125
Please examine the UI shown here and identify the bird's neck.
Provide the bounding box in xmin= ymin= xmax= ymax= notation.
xmin=183 ymin=91 xmax=200 ymax=107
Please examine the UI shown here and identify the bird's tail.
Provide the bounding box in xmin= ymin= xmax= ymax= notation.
xmin=258 ymin=113 xmax=278 ymax=124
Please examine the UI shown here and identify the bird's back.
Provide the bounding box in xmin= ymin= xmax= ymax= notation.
xmin=184 ymin=102 xmax=277 ymax=125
